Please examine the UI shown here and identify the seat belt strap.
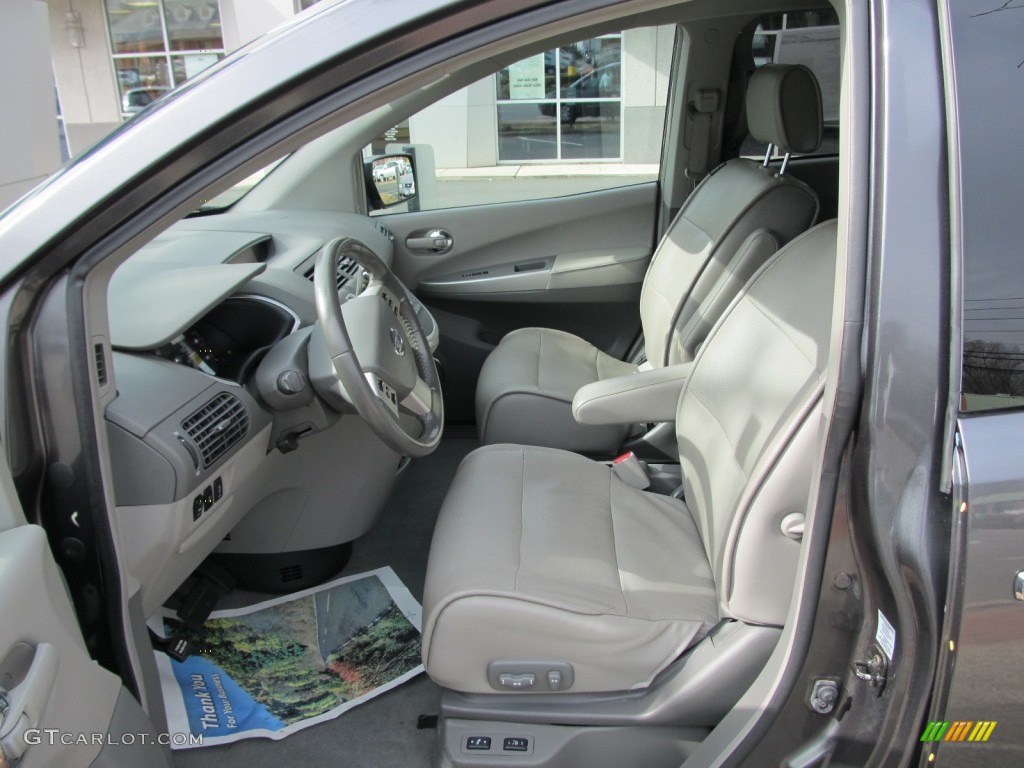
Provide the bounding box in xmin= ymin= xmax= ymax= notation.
xmin=685 ymin=89 xmax=721 ymax=183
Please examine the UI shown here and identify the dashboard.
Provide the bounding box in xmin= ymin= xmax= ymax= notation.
xmin=104 ymin=210 xmax=437 ymax=615
xmin=150 ymin=297 xmax=299 ymax=382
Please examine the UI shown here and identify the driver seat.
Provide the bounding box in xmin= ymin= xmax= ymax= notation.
xmin=422 ymin=220 xmax=837 ymax=697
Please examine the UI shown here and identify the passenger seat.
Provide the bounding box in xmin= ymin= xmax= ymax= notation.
xmin=475 ymin=64 xmax=824 ymax=453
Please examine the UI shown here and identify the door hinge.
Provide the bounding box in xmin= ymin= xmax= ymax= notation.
xmin=851 ymin=642 xmax=888 ymax=696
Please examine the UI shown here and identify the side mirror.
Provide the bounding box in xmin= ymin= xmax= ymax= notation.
xmin=364 ymin=154 xmax=417 ymax=210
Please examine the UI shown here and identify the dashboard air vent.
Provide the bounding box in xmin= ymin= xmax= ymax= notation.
xmin=304 ymin=255 xmax=360 ymax=290
xmin=181 ymin=392 xmax=249 ymax=468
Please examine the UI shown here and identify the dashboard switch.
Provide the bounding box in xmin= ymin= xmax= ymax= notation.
xmin=213 ymin=477 xmax=224 ymax=501
xmin=277 ymin=370 xmax=307 ymax=395
xmin=466 ymin=736 xmax=491 ymax=751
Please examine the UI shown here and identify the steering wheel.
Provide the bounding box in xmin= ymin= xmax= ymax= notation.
xmin=313 ymin=237 xmax=443 ymax=457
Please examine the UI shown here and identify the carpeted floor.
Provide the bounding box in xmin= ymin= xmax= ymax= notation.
xmin=173 ymin=436 xmax=477 ymax=768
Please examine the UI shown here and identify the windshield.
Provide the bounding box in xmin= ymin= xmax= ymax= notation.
xmin=192 ymin=158 xmax=286 ymax=214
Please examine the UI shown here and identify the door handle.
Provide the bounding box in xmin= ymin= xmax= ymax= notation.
xmin=406 ymin=229 xmax=453 ymax=254
xmin=0 ymin=643 xmax=58 ymax=763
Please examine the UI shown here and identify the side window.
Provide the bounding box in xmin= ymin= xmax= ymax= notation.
xmin=368 ymin=25 xmax=674 ymax=213
xmin=740 ymin=10 xmax=841 ymax=159
xmin=949 ymin=1 xmax=1024 ymax=412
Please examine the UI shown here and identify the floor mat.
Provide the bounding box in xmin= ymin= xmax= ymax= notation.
xmin=155 ymin=567 xmax=423 ymax=749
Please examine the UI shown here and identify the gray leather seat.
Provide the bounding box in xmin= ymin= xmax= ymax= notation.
xmin=475 ymin=64 xmax=823 ymax=454
xmin=423 ymin=220 xmax=837 ymax=695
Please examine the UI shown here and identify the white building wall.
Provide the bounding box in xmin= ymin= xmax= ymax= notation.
xmin=410 ymin=77 xmax=499 ymax=169
xmin=47 ymin=0 xmax=122 ymax=155
xmin=465 ymin=77 xmax=499 ymax=167
xmin=220 ymin=0 xmax=296 ymax=52
xmin=621 ymin=25 xmax=674 ymax=164
xmin=0 ymin=0 xmax=62 ymax=209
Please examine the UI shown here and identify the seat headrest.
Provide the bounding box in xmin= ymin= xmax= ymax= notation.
xmin=746 ymin=64 xmax=823 ymax=155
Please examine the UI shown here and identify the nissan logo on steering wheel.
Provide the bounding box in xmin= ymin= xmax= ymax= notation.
xmin=390 ymin=327 xmax=406 ymax=357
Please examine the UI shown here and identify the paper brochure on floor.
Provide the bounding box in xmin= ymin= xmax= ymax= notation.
xmin=154 ymin=566 xmax=424 ymax=748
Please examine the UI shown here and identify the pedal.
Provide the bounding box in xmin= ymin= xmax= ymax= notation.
xmin=150 ymin=629 xmax=193 ymax=662
xmin=175 ymin=561 xmax=236 ymax=629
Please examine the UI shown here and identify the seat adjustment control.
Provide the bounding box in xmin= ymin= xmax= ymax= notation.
xmin=497 ymin=673 xmax=535 ymax=689
xmin=461 ymin=733 xmax=533 ymax=756
xmin=487 ymin=660 xmax=574 ymax=692
xmin=503 ymin=737 xmax=529 ymax=752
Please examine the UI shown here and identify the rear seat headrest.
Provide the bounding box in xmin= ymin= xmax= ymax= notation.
xmin=746 ymin=64 xmax=823 ymax=155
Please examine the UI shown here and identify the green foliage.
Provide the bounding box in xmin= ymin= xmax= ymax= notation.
xmin=326 ymin=605 xmax=422 ymax=694
xmin=165 ymin=598 xmax=421 ymax=725
xmin=167 ymin=614 xmax=349 ymax=725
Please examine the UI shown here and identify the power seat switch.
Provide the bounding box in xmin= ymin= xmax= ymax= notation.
xmin=487 ymin=661 xmax=575 ymax=692
xmin=466 ymin=736 xmax=491 ymax=751
xmin=503 ymin=737 xmax=529 ymax=752
xmin=497 ymin=673 xmax=535 ymax=690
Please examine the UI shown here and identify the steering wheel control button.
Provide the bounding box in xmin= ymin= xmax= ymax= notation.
xmin=503 ymin=737 xmax=529 ymax=753
xmin=498 ymin=673 xmax=536 ymax=689
xmin=465 ymin=736 xmax=491 ymax=751
xmin=370 ymin=375 xmax=400 ymax=416
xmin=277 ymin=370 xmax=307 ymax=395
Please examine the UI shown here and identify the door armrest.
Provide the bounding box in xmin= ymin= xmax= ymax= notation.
xmin=572 ymin=363 xmax=693 ymax=426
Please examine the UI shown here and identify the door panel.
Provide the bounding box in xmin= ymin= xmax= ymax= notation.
xmin=385 ymin=183 xmax=658 ymax=422
xmin=388 ymin=182 xmax=657 ymax=289
xmin=0 ymin=461 xmax=167 ymax=767
xmin=938 ymin=415 xmax=1024 ymax=765
xmin=0 ymin=526 xmax=121 ymax=767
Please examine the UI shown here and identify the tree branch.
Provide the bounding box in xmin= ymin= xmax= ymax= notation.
xmin=972 ymin=1 xmax=1024 ymax=18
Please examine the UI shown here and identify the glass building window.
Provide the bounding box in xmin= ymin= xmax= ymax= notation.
xmin=496 ymin=35 xmax=623 ymax=163
xmin=105 ymin=0 xmax=225 ymax=118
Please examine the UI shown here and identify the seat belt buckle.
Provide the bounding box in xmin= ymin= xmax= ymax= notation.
xmin=611 ymin=451 xmax=650 ymax=490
